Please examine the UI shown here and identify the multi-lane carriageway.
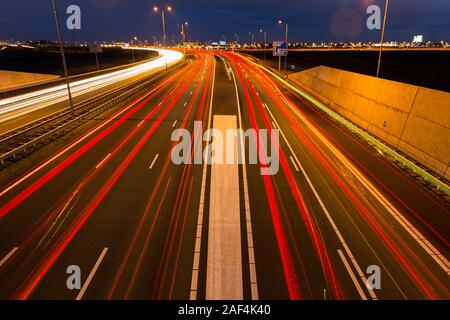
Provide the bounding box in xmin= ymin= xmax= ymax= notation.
xmin=0 ymin=50 xmax=449 ymax=300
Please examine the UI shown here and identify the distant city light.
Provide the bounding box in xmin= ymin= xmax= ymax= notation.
xmin=413 ymin=35 xmax=424 ymax=43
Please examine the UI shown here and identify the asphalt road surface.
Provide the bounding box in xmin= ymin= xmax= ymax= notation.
xmin=0 ymin=50 xmax=448 ymax=300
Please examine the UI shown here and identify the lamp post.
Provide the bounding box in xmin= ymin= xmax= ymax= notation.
xmin=131 ymin=36 xmax=138 ymax=63
xmin=181 ymin=22 xmax=188 ymax=55
xmin=94 ymin=42 xmax=100 ymax=70
xmin=153 ymin=5 xmax=172 ymax=70
xmin=249 ymin=32 xmax=254 ymax=45
xmin=51 ymin=0 xmax=74 ymax=115
xmin=260 ymin=29 xmax=267 ymax=62
xmin=278 ymin=19 xmax=288 ymax=70
xmin=376 ymin=0 xmax=389 ymax=78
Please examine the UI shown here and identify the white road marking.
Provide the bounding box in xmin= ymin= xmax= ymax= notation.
xmin=244 ymin=54 xmax=450 ymax=274
xmin=230 ymin=61 xmax=259 ymax=300
xmin=95 ymin=153 xmax=112 ymax=169
xmin=149 ymin=154 xmax=159 ymax=169
xmin=279 ymin=93 xmax=450 ymax=276
xmin=172 ymin=120 xmax=178 ymax=127
xmin=0 ymin=76 xmax=175 ymax=198
xmin=76 ymin=247 xmax=108 ymax=300
xmin=0 ymin=247 xmax=19 ymax=267
xmin=289 ymin=156 xmax=299 ymax=172
xmin=264 ymin=100 xmax=378 ymax=300
xmin=184 ymin=102 xmax=188 ymax=107
xmin=338 ymin=249 xmax=368 ymax=300
xmin=190 ymin=57 xmax=215 ymax=300
xmin=206 ymin=115 xmax=242 ymax=300
xmin=137 ymin=119 xmax=146 ymax=127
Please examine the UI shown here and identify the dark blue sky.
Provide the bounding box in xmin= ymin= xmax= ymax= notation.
xmin=1 ymin=0 xmax=449 ymax=43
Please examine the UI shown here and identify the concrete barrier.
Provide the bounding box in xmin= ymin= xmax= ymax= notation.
xmin=0 ymin=70 xmax=60 ymax=92
xmin=289 ymin=66 xmax=450 ymax=181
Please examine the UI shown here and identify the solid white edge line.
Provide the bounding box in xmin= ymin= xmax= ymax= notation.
xmin=280 ymin=91 xmax=450 ymax=275
xmin=243 ymin=53 xmax=450 ymax=275
xmin=206 ymin=115 xmax=242 ymax=299
xmin=75 ymin=247 xmax=108 ymax=300
xmin=263 ymin=81 xmax=377 ymax=300
xmin=228 ymin=55 xmax=259 ymax=300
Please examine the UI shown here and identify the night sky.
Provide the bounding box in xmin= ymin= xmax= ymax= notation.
xmin=1 ymin=0 xmax=449 ymax=43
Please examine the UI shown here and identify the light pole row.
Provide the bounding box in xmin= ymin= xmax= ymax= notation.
xmin=244 ymin=20 xmax=288 ymax=69
xmin=153 ymin=5 xmax=172 ymax=70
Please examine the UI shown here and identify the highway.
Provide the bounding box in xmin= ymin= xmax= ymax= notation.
xmin=0 ymin=49 xmax=183 ymax=135
xmin=0 ymin=50 xmax=448 ymax=300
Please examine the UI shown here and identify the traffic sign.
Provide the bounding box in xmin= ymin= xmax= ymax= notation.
xmin=273 ymin=41 xmax=288 ymax=56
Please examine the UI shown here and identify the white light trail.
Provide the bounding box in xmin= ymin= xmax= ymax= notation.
xmin=0 ymin=49 xmax=183 ymax=124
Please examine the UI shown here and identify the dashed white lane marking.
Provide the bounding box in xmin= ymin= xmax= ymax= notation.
xmin=264 ymin=100 xmax=378 ymax=300
xmin=0 ymin=247 xmax=19 ymax=267
xmin=338 ymin=249 xmax=368 ymax=300
xmin=172 ymin=120 xmax=178 ymax=127
xmin=279 ymin=93 xmax=450 ymax=276
xmin=184 ymin=102 xmax=188 ymax=107
xmin=149 ymin=154 xmax=159 ymax=170
xmin=95 ymin=153 xmax=112 ymax=169
xmin=76 ymin=247 xmax=108 ymax=300
xmin=137 ymin=119 xmax=146 ymax=127
xmin=0 ymin=80 xmax=168 ymax=198
xmin=289 ymin=156 xmax=299 ymax=172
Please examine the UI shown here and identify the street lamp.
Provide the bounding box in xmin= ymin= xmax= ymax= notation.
xmin=260 ymin=29 xmax=267 ymax=62
xmin=153 ymin=5 xmax=173 ymax=70
xmin=51 ymin=0 xmax=74 ymax=115
xmin=376 ymin=0 xmax=389 ymax=78
xmin=131 ymin=36 xmax=138 ymax=63
xmin=278 ymin=19 xmax=288 ymax=70
xmin=181 ymin=22 xmax=188 ymax=55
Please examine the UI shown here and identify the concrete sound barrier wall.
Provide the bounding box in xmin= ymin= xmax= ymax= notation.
xmin=289 ymin=66 xmax=450 ymax=180
xmin=0 ymin=70 xmax=60 ymax=92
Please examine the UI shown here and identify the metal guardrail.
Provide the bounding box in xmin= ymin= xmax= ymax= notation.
xmin=241 ymin=55 xmax=450 ymax=197
xmin=0 ymin=60 xmax=185 ymax=166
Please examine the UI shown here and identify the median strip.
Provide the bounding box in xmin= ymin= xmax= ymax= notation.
xmin=206 ymin=115 xmax=243 ymax=300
